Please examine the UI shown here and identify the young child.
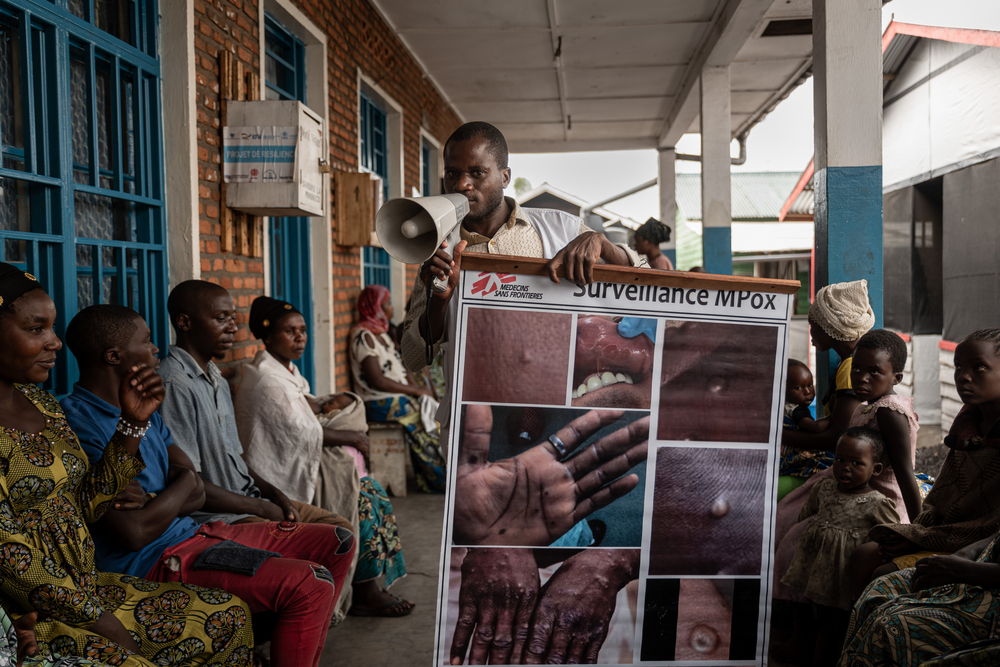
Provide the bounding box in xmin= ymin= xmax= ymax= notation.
xmin=846 ymin=329 xmax=921 ymax=522
xmin=850 ymin=328 xmax=1000 ymax=587
xmin=778 ymin=360 xmax=827 ymax=499
xmin=784 ymin=359 xmax=817 ymax=429
xmin=781 ymin=427 xmax=900 ymax=665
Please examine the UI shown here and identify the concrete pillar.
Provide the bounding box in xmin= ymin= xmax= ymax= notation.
xmin=812 ymin=0 xmax=883 ymax=388
xmin=700 ymin=66 xmax=732 ymax=275
xmin=658 ymin=148 xmax=678 ymax=267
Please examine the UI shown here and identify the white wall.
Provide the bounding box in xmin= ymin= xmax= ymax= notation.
xmin=884 ymin=39 xmax=1000 ymax=189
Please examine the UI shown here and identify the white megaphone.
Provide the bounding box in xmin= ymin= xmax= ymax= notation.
xmin=375 ymin=194 xmax=470 ymax=265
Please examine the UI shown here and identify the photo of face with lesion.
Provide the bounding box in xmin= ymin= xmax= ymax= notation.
xmin=462 ymin=307 xmax=573 ymax=406
xmin=658 ymin=320 xmax=778 ymax=443
xmin=571 ymin=315 xmax=656 ymax=410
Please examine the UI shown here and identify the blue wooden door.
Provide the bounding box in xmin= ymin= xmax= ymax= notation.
xmin=264 ymin=13 xmax=314 ymax=386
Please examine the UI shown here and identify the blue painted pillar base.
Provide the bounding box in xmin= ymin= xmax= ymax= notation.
xmin=702 ymin=227 xmax=732 ymax=275
xmin=664 ymin=248 xmax=677 ymax=268
xmin=813 ymin=164 xmax=883 ymax=393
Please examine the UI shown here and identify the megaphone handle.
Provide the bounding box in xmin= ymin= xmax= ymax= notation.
xmin=431 ymin=275 xmax=449 ymax=293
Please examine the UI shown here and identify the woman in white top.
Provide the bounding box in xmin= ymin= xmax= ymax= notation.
xmin=237 ymin=296 xmax=412 ymax=617
xmin=349 ymin=285 xmax=446 ymax=493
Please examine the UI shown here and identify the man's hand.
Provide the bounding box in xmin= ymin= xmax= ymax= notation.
xmin=450 ymin=548 xmax=540 ymax=665
xmin=112 ymin=480 xmax=148 ymax=511
xmin=524 ymin=549 xmax=639 ymax=664
xmin=453 ymin=405 xmax=648 ymax=546
xmin=267 ymin=488 xmax=299 ymax=522
xmin=14 ymin=612 xmax=38 ymax=667
xmin=546 ymin=232 xmax=626 ymax=286
xmin=118 ymin=363 xmax=165 ymax=425
xmin=422 ymin=239 xmax=468 ymax=302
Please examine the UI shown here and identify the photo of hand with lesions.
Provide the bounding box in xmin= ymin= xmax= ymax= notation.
xmin=451 ymin=405 xmax=649 ymax=548
xmin=571 ymin=315 xmax=656 ymax=410
xmin=657 ymin=320 xmax=778 ymax=443
xmin=444 ymin=547 xmax=641 ymax=665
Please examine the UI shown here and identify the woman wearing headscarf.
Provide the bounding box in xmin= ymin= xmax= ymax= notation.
xmin=0 ymin=263 xmax=252 ymax=665
xmin=778 ymin=280 xmax=876 ymax=497
xmin=235 ymin=296 xmax=412 ymax=618
xmin=349 ymin=286 xmax=445 ymax=493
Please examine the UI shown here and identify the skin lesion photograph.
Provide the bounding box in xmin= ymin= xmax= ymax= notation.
xmin=639 ymin=578 xmax=761 ymax=662
xmin=657 ymin=320 xmax=779 ymax=443
xmin=648 ymin=446 xmax=768 ymax=576
xmin=451 ymin=405 xmax=649 ymax=548
xmin=443 ymin=547 xmax=641 ymax=665
xmin=571 ymin=315 xmax=656 ymax=410
xmin=461 ymin=308 xmax=573 ymax=406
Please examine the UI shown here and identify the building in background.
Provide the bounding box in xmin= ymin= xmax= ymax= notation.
xmin=781 ymin=21 xmax=1000 ymax=428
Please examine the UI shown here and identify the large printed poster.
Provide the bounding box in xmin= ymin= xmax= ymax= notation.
xmin=435 ymin=263 xmax=795 ymax=666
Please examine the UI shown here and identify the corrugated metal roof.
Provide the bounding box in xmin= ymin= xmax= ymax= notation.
xmin=674 ymin=171 xmax=802 ymax=222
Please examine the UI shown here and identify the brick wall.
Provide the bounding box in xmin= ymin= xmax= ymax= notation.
xmin=192 ymin=0 xmax=461 ymax=387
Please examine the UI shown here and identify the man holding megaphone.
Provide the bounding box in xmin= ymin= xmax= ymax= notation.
xmin=396 ymin=121 xmax=643 ymax=381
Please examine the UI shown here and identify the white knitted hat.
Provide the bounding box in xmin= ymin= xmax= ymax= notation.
xmin=809 ymin=279 xmax=875 ymax=342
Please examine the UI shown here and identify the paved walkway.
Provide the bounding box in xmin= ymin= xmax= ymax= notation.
xmin=320 ymin=492 xmax=446 ymax=666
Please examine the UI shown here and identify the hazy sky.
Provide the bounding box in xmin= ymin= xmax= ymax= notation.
xmin=508 ymin=0 xmax=1000 ymax=222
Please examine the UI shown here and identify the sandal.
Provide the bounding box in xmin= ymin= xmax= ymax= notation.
xmin=349 ymin=591 xmax=415 ymax=617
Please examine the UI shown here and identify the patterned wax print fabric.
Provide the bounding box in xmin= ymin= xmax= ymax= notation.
xmin=0 ymin=384 xmax=253 ymax=666
xmin=365 ymin=395 xmax=446 ymax=493
xmin=348 ymin=329 xmax=410 ymax=403
xmin=840 ymin=533 xmax=1000 ymax=667
xmin=354 ymin=477 xmax=406 ymax=587
xmin=780 ymin=478 xmax=899 ymax=609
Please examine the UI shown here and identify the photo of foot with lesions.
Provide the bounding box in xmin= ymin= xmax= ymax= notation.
xmin=451 ymin=405 xmax=649 ymax=548
xmin=571 ymin=315 xmax=656 ymax=410
xmin=657 ymin=320 xmax=778 ymax=443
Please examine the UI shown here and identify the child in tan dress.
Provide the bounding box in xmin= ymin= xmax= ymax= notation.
xmin=781 ymin=427 xmax=899 ymax=666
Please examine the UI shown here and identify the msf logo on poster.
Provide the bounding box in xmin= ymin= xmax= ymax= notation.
xmin=471 ymin=272 xmax=517 ymax=296
xmin=470 ymin=272 xmax=543 ymax=300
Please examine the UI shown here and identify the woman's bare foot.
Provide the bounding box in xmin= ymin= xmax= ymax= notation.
xmin=349 ymin=579 xmax=415 ymax=617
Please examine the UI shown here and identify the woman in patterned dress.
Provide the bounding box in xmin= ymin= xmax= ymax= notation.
xmin=348 ymin=285 xmax=446 ymax=493
xmin=0 ymin=264 xmax=253 ymax=666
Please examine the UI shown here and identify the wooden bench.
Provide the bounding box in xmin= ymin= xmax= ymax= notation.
xmin=367 ymin=423 xmax=409 ymax=496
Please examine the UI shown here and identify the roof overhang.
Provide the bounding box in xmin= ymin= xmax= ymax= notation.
xmin=779 ymin=20 xmax=1000 ymax=220
xmin=369 ymin=0 xmax=813 ymax=152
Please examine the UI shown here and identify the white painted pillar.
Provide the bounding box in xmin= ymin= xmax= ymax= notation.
xmin=812 ymin=0 xmax=883 ymax=388
xmin=658 ymin=147 xmax=678 ymax=267
xmin=699 ymin=66 xmax=732 ymax=275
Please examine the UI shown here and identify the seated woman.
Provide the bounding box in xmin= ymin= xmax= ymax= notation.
xmin=632 ymin=218 xmax=674 ymax=270
xmin=236 ymin=296 xmax=412 ymax=618
xmin=349 ymin=285 xmax=446 ymax=493
xmin=0 ymin=264 xmax=252 ymax=665
xmin=840 ymin=533 xmax=1000 ymax=666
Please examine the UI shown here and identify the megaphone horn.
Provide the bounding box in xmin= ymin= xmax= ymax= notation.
xmin=375 ymin=194 xmax=470 ymax=265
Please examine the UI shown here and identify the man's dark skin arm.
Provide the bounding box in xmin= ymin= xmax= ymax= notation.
xmin=93 ymin=465 xmax=203 ymax=553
